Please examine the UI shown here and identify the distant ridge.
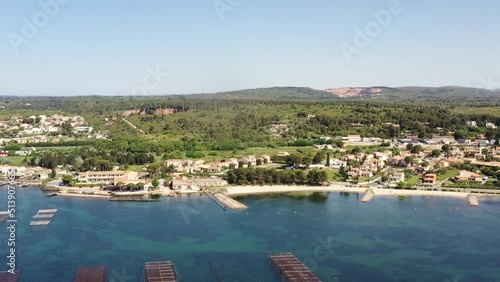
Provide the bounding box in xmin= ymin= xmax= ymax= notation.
xmin=190 ymin=85 xmax=500 ymax=101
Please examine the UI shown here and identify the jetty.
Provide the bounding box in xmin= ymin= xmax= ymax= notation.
xmin=30 ymin=208 xmax=58 ymax=228
xmin=361 ymin=189 xmax=375 ymax=203
xmin=0 ymin=270 xmax=19 ymax=282
xmin=75 ymin=265 xmax=107 ymax=282
xmin=467 ymin=194 xmax=479 ymax=207
xmin=209 ymin=261 xmax=224 ymax=282
xmin=144 ymin=261 xmax=178 ymax=282
xmin=30 ymin=220 xmax=51 ymax=226
xmin=204 ymin=191 xmax=247 ymax=210
xmin=38 ymin=209 xmax=58 ymax=213
xmin=33 ymin=213 xmax=54 ymax=219
xmin=269 ymin=253 xmax=321 ymax=282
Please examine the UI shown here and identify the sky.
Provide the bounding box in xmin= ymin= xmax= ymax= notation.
xmin=0 ymin=0 xmax=499 ymax=96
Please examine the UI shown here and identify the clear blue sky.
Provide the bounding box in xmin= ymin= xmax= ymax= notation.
xmin=1 ymin=0 xmax=499 ymax=96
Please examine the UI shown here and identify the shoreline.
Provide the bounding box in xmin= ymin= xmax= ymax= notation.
xmin=224 ymin=185 xmax=495 ymax=199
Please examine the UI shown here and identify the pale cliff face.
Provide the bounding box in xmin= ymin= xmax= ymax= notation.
xmin=324 ymin=87 xmax=383 ymax=97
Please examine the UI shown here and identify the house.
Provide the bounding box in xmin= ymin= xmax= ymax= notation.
xmin=448 ymin=146 xmax=463 ymax=157
xmin=74 ymin=126 xmax=94 ymax=133
xmin=406 ymin=134 xmax=419 ymax=141
xmin=258 ymin=155 xmax=272 ymax=164
xmin=171 ymin=177 xmax=227 ymax=191
xmin=430 ymin=135 xmax=456 ymax=144
xmin=276 ymin=151 xmax=290 ymax=157
xmin=474 ymin=153 xmax=486 ymax=161
xmin=32 ymin=168 xmax=52 ymax=180
xmin=359 ymin=171 xmax=373 ymax=178
xmin=15 ymin=150 xmax=31 ymax=156
xmin=487 ymin=148 xmax=498 ymax=155
xmin=423 ymin=174 xmax=437 ymax=185
xmin=0 ymin=151 xmax=8 ymax=157
xmin=467 ymin=121 xmax=477 ymax=127
xmin=201 ymin=163 xmax=224 ymax=173
xmin=486 ymin=122 xmax=497 ymax=129
xmin=222 ymin=158 xmax=239 ymax=168
xmin=329 ymin=159 xmax=347 ymax=169
xmin=463 ymin=147 xmax=481 ymax=155
xmin=346 ymin=135 xmax=362 ymax=142
xmin=171 ymin=179 xmax=201 ymax=191
xmin=389 ymin=172 xmax=405 ymax=183
xmin=477 ymin=140 xmax=491 ymax=147
xmin=455 ymin=171 xmax=483 ymax=182
xmin=77 ymin=171 xmax=139 ymax=184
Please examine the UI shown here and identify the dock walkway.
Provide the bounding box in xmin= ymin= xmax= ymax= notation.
xmin=269 ymin=253 xmax=321 ymax=282
xmin=30 ymin=208 xmax=58 ymax=227
xmin=144 ymin=261 xmax=178 ymax=282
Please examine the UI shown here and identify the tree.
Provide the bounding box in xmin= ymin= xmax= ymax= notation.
xmin=410 ymin=145 xmax=423 ymax=154
xmin=152 ymin=178 xmax=160 ymax=189
xmin=326 ymin=152 xmax=331 ymax=167
xmin=62 ymin=175 xmax=75 ymax=186
xmin=406 ymin=143 xmax=414 ymax=151
xmin=441 ymin=144 xmax=451 ymax=155
xmin=431 ymin=149 xmax=441 ymax=158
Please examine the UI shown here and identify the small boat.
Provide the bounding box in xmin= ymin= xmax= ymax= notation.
xmin=20 ymin=183 xmax=30 ymax=187
xmin=46 ymin=193 xmax=58 ymax=197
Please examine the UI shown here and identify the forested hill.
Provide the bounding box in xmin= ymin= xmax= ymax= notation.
xmin=189 ymin=86 xmax=500 ymax=101
xmin=188 ymin=87 xmax=337 ymax=100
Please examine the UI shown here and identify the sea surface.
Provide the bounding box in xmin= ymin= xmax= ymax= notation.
xmin=0 ymin=187 xmax=500 ymax=282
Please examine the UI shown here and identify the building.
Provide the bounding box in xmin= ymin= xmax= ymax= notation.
xmin=423 ymin=174 xmax=437 ymax=185
xmin=77 ymin=171 xmax=140 ymax=184
xmin=486 ymin=122 xmax=497 ymax=129
xmin=171 ymin=177 xmax=227 ymax=191
xmin=346 ymin=135 xmax=362 ymax=142
xmin=389 ymin=173 xmax=405 ymax=183
xmin=455 ymin=171 xmax=483 ymax=182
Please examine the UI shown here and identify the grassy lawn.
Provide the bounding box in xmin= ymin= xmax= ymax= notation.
xmin=406 ymin=175 xmax=421 ymax=186
xmin=323 ymin=168 xmax=340 ymax=181
xmin=126 ymin=165 xmax=145 ymax=171
xmin=436 ymin=169 xmax=460 ymax=181
xmin=1 ymin=156 xmax=26 ymax=166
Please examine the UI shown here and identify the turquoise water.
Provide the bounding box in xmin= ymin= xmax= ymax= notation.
xmin=1 ymin=188 xmax=500 ymax=282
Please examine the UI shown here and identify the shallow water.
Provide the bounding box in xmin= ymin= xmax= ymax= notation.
xmin=0 ymin=187 xmax=499 ymax=281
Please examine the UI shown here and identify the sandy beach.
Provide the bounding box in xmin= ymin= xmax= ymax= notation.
xmin=225 ymin=185 xmax=472 ymax=198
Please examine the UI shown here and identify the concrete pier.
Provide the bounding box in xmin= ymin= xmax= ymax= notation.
xmin=361 ymin=189 xmax=375 ymax=203
xmin=467 ymin=194 xmax=479 ymax=207
xmin=214 ymin=193 xmax=247 ymax=210
xmin=269 ymin=253 xmax=321 ymax=282
xmin=204 ymin=191 xmax=248 ymax=210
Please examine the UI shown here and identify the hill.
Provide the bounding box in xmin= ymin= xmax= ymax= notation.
xmin=188 ymin=87 xmax=339 ymax=100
